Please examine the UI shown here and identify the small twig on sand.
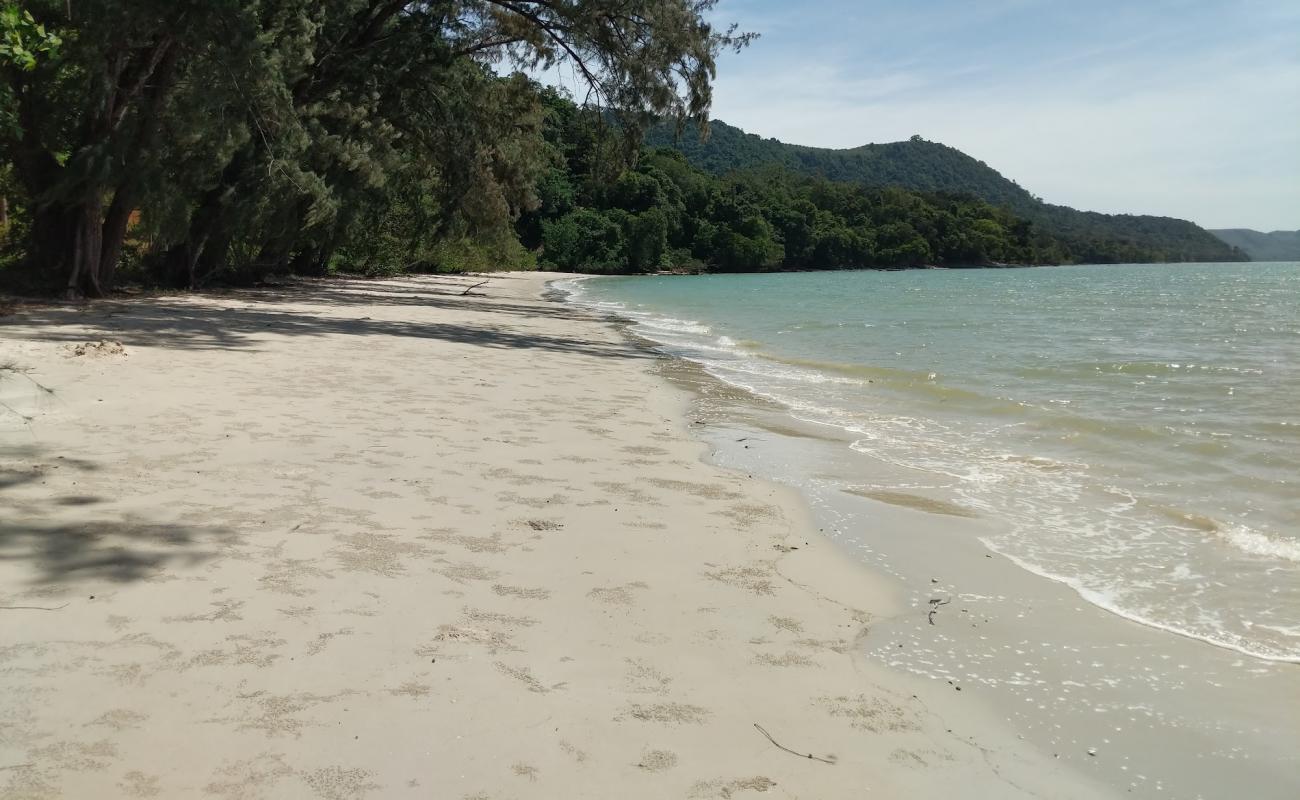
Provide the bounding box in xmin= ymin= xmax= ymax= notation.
xmin=753 ymin=723 xmax=837 ymax=765
xmin=459 ymin=280 xmax=489 ymax=296
xmin=0 ymin=764 xmax=34 ymax=771
xmin=0 ymin=604 xmax=70 ymax=611
xmin=928 ymin=597 xmax=952 ymax=625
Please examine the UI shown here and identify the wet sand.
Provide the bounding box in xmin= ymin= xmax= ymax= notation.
xmin=684 ymin=386 xmax=1300 ymax=800
xmin=1 ymin=273 xmax=1107 ymax=798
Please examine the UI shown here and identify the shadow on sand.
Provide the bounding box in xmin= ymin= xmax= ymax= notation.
xmin=0 ymin=447 xmax=237 ymax=589
xmin=0 ymin=275 xmax=643 ymax=359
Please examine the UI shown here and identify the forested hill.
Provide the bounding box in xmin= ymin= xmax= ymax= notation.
xmin=646 ymin=121 xmax=1036 ymax=209
xmin=645 ymin=119 xmax=1245 ymax=263
xmin=1209 ymin=229 xmax=1300 ymax=262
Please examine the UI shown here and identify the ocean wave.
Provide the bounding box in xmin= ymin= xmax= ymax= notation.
xmin=559 ymin=273 xmax=1300 ymax=663
xmin=1220 ymin=525 xmax=1300 ymax=563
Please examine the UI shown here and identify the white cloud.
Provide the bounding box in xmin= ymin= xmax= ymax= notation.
xmin=700 ymin=0 xmax=1300 ymax=230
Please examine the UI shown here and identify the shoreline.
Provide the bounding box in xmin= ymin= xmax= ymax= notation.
xmin=2 ymin=272 xmax=1108 ymax=797
xmin=561 ymin=272 xmax=1300 ymax=799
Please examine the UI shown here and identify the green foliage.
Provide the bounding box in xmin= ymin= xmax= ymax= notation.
xmin=526 ymin=99 xmax=1072 ymax=274
xmin=0 ymin=5 xmax=60 ymax=72
xmin=542 ymin=208 xmax=627 ymax=272
xmin=644 ymin=118 xmax=1246 ymax=264
xmin=0 ymin=0 xmax=750 ymax=295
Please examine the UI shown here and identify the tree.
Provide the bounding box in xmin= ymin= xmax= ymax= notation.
xmin=0 ymin=1 xmax=753 ymax=296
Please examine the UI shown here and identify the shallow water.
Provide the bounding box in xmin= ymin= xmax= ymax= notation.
xmin=559 ymin=263 xmax=1300 ymax=662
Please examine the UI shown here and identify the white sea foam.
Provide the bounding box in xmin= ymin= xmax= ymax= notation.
xmin=639 ymin=317 xmax=711 ymax=335
xmin=560 ymin=271 xmax=1300 ymax=663
xmin=1220 ymin=525 xmax=1300 ymax=563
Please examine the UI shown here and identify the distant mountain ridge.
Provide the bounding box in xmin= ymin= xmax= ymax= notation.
xmin=1209 ymin=229 xmax=1300 ymax=262
xmin=644 ymin=119 xmax=1246 ymax=264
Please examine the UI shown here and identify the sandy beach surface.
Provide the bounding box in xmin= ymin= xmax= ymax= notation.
xmin=1 ymin=273 xmax=1108 ymax=798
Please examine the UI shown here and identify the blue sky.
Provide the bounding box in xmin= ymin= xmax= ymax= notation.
xmin=695 ymin=0 xmax=1298 ymax=230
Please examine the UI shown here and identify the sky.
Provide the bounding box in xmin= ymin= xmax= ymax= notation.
xmin=688 ymin=0 xmax=1299 ymax=231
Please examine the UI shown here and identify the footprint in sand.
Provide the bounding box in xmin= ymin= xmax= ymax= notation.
xmin=636 ymin=749 xmax=678 ymax=772
xmin=618 ymin=702 xmax=710 ymax=725
xmin=587 ymin=582 xmax=649 ymax=606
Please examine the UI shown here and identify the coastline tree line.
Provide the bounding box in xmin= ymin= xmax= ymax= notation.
xmin=0 ymin=0 xmax=748 ymax=296
xmin=0 ymin=2 xmax=1233 ymax=298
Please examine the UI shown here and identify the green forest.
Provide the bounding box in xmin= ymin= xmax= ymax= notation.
xmin=0 ymin=1 xmax=751 ymax=297
xmin=520 ymin=92 xmax=1069 ymax=272
xmin=643 ymin=119 xmax=1247 ymax=264
xmin=0 ymin=1 xmax=1244 ymax=299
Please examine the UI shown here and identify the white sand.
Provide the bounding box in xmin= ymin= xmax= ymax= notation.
xmin=0 ymin=274 xmax=1108 ymax=798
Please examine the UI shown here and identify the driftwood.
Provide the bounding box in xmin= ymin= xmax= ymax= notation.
xmin=459 ymin=280 xmax=489 ymax=296
xmin=753 ymin=723 xmax=837 ymax=765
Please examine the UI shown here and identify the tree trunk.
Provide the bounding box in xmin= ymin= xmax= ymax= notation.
xmin=99 ymin=191 xmax=135 ymax=289
xmin=67 ymin=198 xmax=106 ymax=298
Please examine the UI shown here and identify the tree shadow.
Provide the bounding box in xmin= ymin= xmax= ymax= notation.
xmin=0 ymin=275 xmax=643 ymax=357
xmin=0 ymin=445 xmax=235 ymax=589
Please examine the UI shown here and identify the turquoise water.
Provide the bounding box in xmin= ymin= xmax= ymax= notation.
xmin=559 ymin=263 xmax=1300 ymax=661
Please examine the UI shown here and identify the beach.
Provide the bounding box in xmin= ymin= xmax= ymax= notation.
xmin=0 ymin=273 xmax=1107 ymax=798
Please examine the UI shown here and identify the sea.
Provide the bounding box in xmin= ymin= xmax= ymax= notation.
xmin=556 ymin=262 xmax=1300 ymax=797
